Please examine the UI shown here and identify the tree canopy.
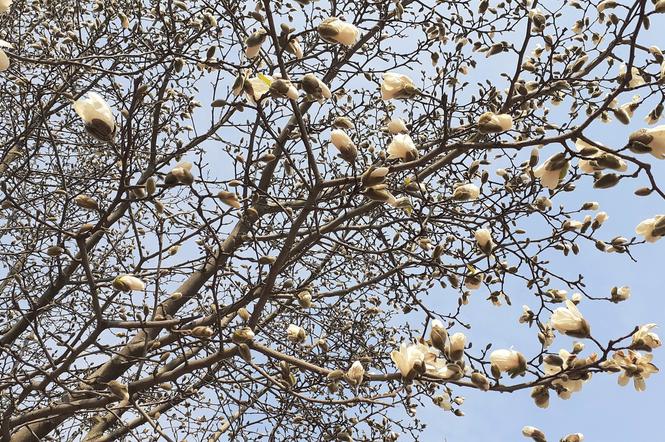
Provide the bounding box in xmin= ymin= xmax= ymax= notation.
xmin=0 ymin=0 xmax=664 ymax=441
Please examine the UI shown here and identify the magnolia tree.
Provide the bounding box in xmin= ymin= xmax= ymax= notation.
xmin=1 ymin=0 xmax=665 ymax=441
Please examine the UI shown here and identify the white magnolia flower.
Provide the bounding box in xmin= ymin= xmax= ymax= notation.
xmin=629 ymin=125 xmax=665 ymax=159
xmin=635 ymin=215 xmax=665 ymax=242
xmin=534 ymin=196 xmax=552 ymax=211
xmin=286 ymin=324 xmax=307 ymax=343
xmin=112 ymin=274 xmax=145 ymax=292
xmin=73 ymin=92 xmax=116 ymax=142
xmin=217 ymin=191 xmax=241 ymax=209
xmin=597 ymin=0 xmax=617 ymax=13
xmin=387 ymin=118 xmax=408 ymax=134
xmin=522 ymin=426 xmax=546 ymax=442
xmin=632 ymin=323 xmax=661 ymax=351
xmin=244 ymin=30 xmax=267 ymax=59
xmin=452 ymin=183 xmax=480 ymax=201
xmin=244 ymin=75 xmax=272 ymax=104
xmin=387 ymin=134 xmax=418 ymax=161
xmin=594 ymin=211 xmax=608 ymax=227
xmin=0 ymin=39 xmax=11 ymax=72
xmin=611 ymin=286 xmax=631 ymax=303
xmin=474 ymin=228 xmax=495 ymax=254
xmin=490 ymin=349 xmax=527 ymax=375
xmin=611 ymin=350 xmax=659 ymax=392
xmin=477 ymin=112 xmax=513 ymax=133
xmin=361 ymin=166 xmax=389 ymax=188
xmin=576 ymin=138 xmax=627 ymax=172
xmin=301 ymin=73 xmax=332 ymax=102
xmin=446 ymin=332 xmax=466 ymax=360
xmin=464 ymin=267 xmax=483 ymax=290
xmin=551 ymin=300 xmax=591 ymax=338
xmin=381 ymin=72 xmax=418 ymax=100
xmin=330 ymin=129 xmax=357 ymax=163
xmin=614 ymin=95 xmax=640 ymax=124
xmin=346 ymin=360 xmax=365 ymax=386
xmin=390 ymin=342 xmax=428 ymax=378
xmin=619 ymin=64 xmax=646 ymax=88
xmin=431 ymin=392 xmax=452 ymax=411
xmin=317 ymin=17 xmax=359 ymax=46
xmin=0 ymin=0 xmax=11 ymax=14
xmin=533 ymin=152 xmax=569 ymax=190
xmin=364 ymin=184 xmax=397 ymax=206
xmin=269 ymin=79 xmax=299 ymax=101
xmin=165 ymin=161 xmax=194 ymax=185
xmin=429 ymin=319 xmax=448 ymax=352
xmin=544 ymin=349 xmax=594 ymax=399
xmin=286 ymin=37 xmax=303 ymax=59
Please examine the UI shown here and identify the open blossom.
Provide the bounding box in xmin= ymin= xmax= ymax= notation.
xmin=635 ymin=215 xmax=665 ymax=243
xmin=575 ymin=139 xmax=627 ymax=172
xmin=477 ymin=112 xmax=513 ymax=133
xmin=244 ymin=75 xmax=272 ymax=104
xmin=244 ymin=29 xmax=267 ymax=58
xmin=387 ymin=118 xmax=408 ymax=134
xmin=464 ymin=267 xmax=483 ymax=290
xmin=551 ymin=300 xmax=591 ymax=338
xmin=390 ymin=342 xmax=428 ymax=378
xmin=330 ymin=129 xmax=357 ymax=163
xmin=112 ymin=274 xmax=145 ymax=292
xmin=73 ymin=92 xmax=116 ymax=142
xmin=0 ymin=39 xmax=11 ymax=72
xmin=490 ymin=349 xmax=527 ymax=376
xmin=286 ymin=324 xmax=307 ymax=343
xmin=628 ymin=125 xmax=665 ymax=159
xmin=381 ymin=72 xmax=418 ymax=100
xmin=533 ymin=152 xmax=569 ymax=190
xmin=631 ymin=323 xmax=661 ymax=351
xmin=544 ymin=349 xmax=594 ymax=399
xmin=609 ymin=350 xmax=659 ymax=392
xmin=561 ymin=434 xmax=584 ymax=442
xmin=474 ymin=228 xmax=495 ymax=254
xmin=346 ymin=360 xmax=365 ymax=386
xmin=426 ymin=358 xmax=463 ymax=380
xmin=452 ymin=183 xmax=480 ymax=201
xmin=301 ymin=73 xmax=332 ymax=102
xmin=387 ymin=134 xmax=418 ymax=161
xmin=317 ymin=17 xmax=359 ymax=46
